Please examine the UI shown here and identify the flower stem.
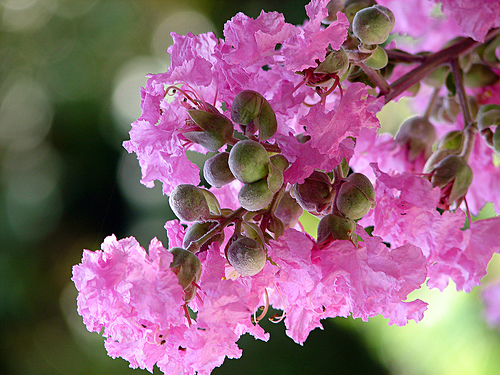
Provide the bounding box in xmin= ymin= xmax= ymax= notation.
xmin=186 ymin=207 xmax=247 ymax=253
xmin=358 ymin=62 xmax=390 ymax=95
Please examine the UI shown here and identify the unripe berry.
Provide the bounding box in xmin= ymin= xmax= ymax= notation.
xmin=275 ymin=191 xmax=304 ymax=229
xmin=395 ymin=116 xmax=437 ymax=161
xmin=169 ymin=184 xmax=210 ymax=222
xmin=430 ymin=155 xmax=473 ymax=203
xmin=317 ymin=213 xmax=356 ymax=244
xmin=477 ymin=104 xmax=500 ymax=131
xmin=182 ymin=222 xmax=224 ymax=253
xmin=228 ymin=140 xmax=270 ymax=184
xmin=291 ymin=171 xmax=333 ymax=214
xmin=231 ymin=90 xmax=277 ymax=142
xmin=203 ymin=152 xmax=235 ymax=188
xmin=169 ymin=247 xmax=202 ymax=302
xmin=270 ymin=154 xmax=289 ymax=172
xmin=464 ymin=64 xmax=499 ymax=88
xmin=315 ymin=47 xmax=349 ymax=77
xmin=226 ymin=237 xmax=266 ymax=277
xmin=352 ymin=5 xmax=395 ymax=46
xmin=267 ymin=163 xmax=284 ymax=193
xmin=238 ymin=178 xmax=274 ymax=211
xmin=343 ymin=0 xmax=377 ymax=23
xmin=423 ymin=148 xmax=456 ymax=174
xmin=185 ymin=110 xmax=234 ymax=152
xmin=438 ymin=130 xmax=464 ymax=151
xmin=336 ymin=173 xmax=375 ymax=220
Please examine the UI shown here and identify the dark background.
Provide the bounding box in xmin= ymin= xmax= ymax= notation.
xmin=0 ymin=1 xmax=499 ymax=374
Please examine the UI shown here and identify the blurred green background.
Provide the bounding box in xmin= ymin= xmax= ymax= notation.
xmin=0 ymin=0 xmax=499 ymax=374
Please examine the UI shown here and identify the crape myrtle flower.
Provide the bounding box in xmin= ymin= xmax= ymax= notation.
xmin=73 ymin=0 xmax=500 ymax=373
xmin=361 ymin=164 xmax=500 ymax=292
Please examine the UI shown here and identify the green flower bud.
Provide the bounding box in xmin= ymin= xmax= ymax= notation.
xmin=182 ymin=222 xmax=224 ymax=253
xmin=226 ymin=237 xmax=267 ymax=277
xmin=295 ymin=133 xmax=311 ymax=143
xmin=169 ymin=247 xmax=202 ymax=302
xmin=438 ymin=130 xmax=464 ymax=151
xmin=477 ymin=104 xmax=500 ymax=130
xmin=267 ymin=163 xmax=284 ymax=193
xmin=493 ymin=126 xmax=500 ymax=153
xmin=422 ymin=65 xmax=449 ymax=87
xmin=231 ymin=90 xmax=277 ymax=142
xmin=395 ymin=116 xmax=437 ymax=161
xmin=315 ymin=47 xmax=350 ymax=77
xmin=352 ymin=5 xmax=395 ymax=46
xmin=430 ymin=155 xmax=473 ymax=203
xmin=185 ymin=110 xmax=234 ymax=152
xmin=228 ymin=140 xmax=270 ymax=184
xmin=336 ymin=173 xmax=375 ymax=220
xmin=270 ymin=154 xmax=289 ymax=172
xmin=169 ymin=184 xmax=210 ymax=222
xmin=275 ymin=191 xmax=304 ymax=229
xmin=291 ymin=171 xmax=333 ymax=214
xmin=364 ymin=45 xmax=388 ymax=70
xmin=323 ymin=0 xmax=344 ymax=24
xmin=317 ymin=213 xmax=356 ymax=243
xmin=343 ymin=0 xmax=377 ymax=24
xmin=464 ymin=64 xmax=499 ymax=88
xmin=238 ymin=178 xmax=274 ymax=211
xmin=203 ymin=152 xmax=235 ymax=188
xmin=423 ymin=148 xmax=456 ymax=174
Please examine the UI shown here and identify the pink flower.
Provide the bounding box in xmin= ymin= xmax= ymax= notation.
xmin=436 ymin=0 xmax=500 ymax=42
xmin=221 ymin=11 xmax=296 ymax=71
xmin=281 ymin=0 xmax=349 ymax=71
xmin=72 ymin=235 xmax=187 ymax=373
xmin=123 ymin=100 xmax=201 ymax=195
xmin=364 ymin=164 xmax=500 ymax=292
xmin=266 ymin=229 xmax=324 ymax=344
xmin=313 ymin=231 xmax=428 ymax=328
xmin=279 ymin=83 xmax=383 ymax=184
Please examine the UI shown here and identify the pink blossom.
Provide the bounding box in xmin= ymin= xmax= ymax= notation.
xmin=281 ymin=1 xmax=349 ymax=71
xmin=436 ymin=0 xmax=500 ymax=42
xmin=123 ymin=99 xmax=201 ymax=195
xmin=221 ymin=11 xmax=296 ymax=71
xmin=313 ymin=232 xmax=428 ymax=328
xmin=364 ymin=164 xmax=500 ymax=292
xmin=466 ymin=136 xmax=500 ymax=214
xmin=72 ymin=235 xmax=187 ymax=373
xmin=266 ymin=229 xmax=324 ymax=344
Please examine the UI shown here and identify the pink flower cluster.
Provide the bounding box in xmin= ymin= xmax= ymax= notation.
xmin=73 ymin=0 xmax=500 ymax=374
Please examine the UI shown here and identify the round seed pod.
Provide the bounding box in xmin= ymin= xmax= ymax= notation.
xmin=275 ymin=191 xmax=304 ymax=229
xmin=336 ymin=173 xmax=375 ymax=220
xmin=228 ymin=140 xmax=270 ymax=184
xmin=169 ymin=247 xmax=202 ymax=291
xmin=352 ymin=5 xmax=395 ymax=46
xmin=317 ymin=214 xmax=356 ymax=243
xmin=226 ymin=237 xmax=266 ymax=277
xmin=395 ymin=116 xmax=437 ymax=161
xmin=169 ymin=184 xmax=210 ymax=222
xmin=231 ymin=90 xmax=277 ymax=141
xmin=291 ymin=171 xmax=333 ymax=214
xmin=238 ymin=178 xmax=274 ymax=211
xmin=182 ymin=222 xmax=224 ymax=253
xmin=430 ymin=155 xmax=473 ymax=203
xmin=203 ymin=152 xmax=235 ymax=188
